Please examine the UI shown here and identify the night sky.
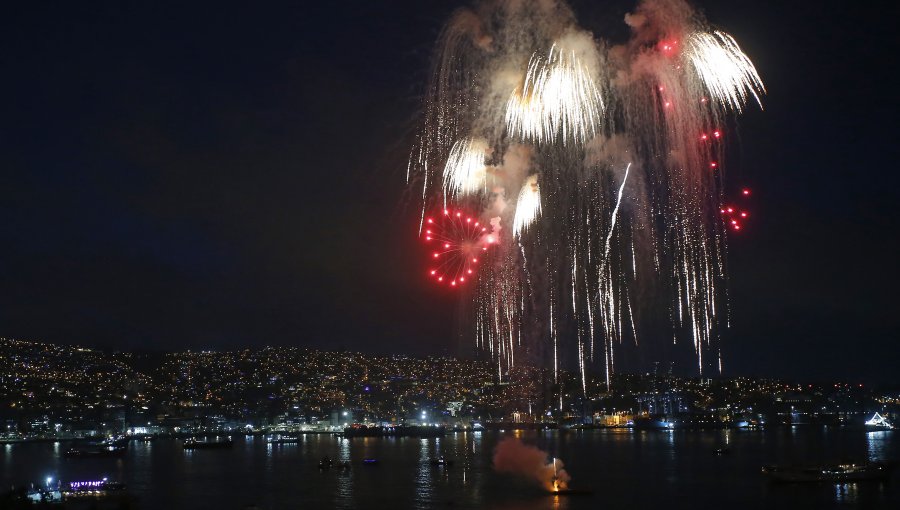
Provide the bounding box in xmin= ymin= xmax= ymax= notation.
xmin=2 ymin=1 xmax=897 ymax=383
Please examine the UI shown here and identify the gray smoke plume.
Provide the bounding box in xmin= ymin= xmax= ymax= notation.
xmin=493 ymin=437 xmax=571 ymax=490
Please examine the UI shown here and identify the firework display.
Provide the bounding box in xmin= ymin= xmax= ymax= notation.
xmin=408 ymin=0 xmax=765 ymax=389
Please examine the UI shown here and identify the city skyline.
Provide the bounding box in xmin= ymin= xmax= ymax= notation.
xmin=3 ymin=336 xmax=896 ymax=433
xmin=1 ymin=0 xmax=897 ymax=384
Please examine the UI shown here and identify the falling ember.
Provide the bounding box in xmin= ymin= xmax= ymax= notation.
xmin=721 ymin=187 xmax=755 ymax=231
xmin=423 ymin=209 xmax=496 ymax=288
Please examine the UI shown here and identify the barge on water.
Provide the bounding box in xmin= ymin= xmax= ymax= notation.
xmin=762 ymin=461 xmax=893 ymax=483
xmin=182 ymin=436 xmax=234 ymax=449
xmin=343 ymin=425 xmax=445 ymax=438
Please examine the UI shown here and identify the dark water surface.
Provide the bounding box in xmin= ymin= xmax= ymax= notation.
xmin=2 ymin=428 xmax=897 ymax=509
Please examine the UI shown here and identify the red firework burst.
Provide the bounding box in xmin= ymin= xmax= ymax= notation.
xmin=423 ymin=209 xmax=496 ymax=287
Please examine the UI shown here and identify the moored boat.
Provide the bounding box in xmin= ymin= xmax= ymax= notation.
xmin=64 ymin=445 xmax=127 ymax=458
xmin=267 ymin=435 xmax=301 ymax=444
xmin=430 ymin=456 xmax=454 ymax=467
xmin=64 ymin=478 xmax=126 ymax=497
xmin=182 ymin=436 xmax=233 ymax=449
xmin=762 ymin=461 xmax=892 ymax=483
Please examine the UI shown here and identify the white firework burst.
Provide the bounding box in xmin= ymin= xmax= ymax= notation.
xmin=685 ymin=30 xmax=765 ymax=112
xmin=443 ymin=137 xmax=489 ymax=198
xmin=505 ymin=44 xmax=604 ymax=146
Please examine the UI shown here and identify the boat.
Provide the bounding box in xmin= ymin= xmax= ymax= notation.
xmin=64 ymin=445 xmax=127 ymax=458
xmin=430 ymin=456 xmax=454 ymax=467
xmin=633 ymin=415 xmax=674 ymax=430
xmin=865 ymin=413 xmax=894 ymax=431
xmin=716 ymin=447 xmax=731 ymax=455
xmin=343 ymin=425 xmax=446 ymax=438
xmin=362 ymin=458 xmax=379 ymax=466
xmin=64 ymin=478 xmax=126 ymax=497
xmin=182 ymin=437 xmax=233 ymax=449
xmin=762 ymin=461 xmax=893 ymax=483
xmin=318 ymin=456 xmax=333 ymax=469
xmin=268 ymin=435 xmax=301 ymax=444
xmin=103 ymin=435 xmax=129 ymax=447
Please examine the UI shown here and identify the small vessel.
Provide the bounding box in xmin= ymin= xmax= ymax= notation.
xmin=318 ymin=456 xmax=333 ymax=469
xmin=362 ymin=458 xmax=379 ymax=466
xmin=182 ymin=437 xmax=233 ymax=449
xmin=430 ymin=456 xmax=454 ymax=467
xmin=716 ymin=447 xmax=731 ymax=455
xmin=343 ymin=425 xmax=446 ymax=438
xmin=268 ymin=435 xmax=301 ymax=444
xmin=64 ymin=478 xmax=126 ymax=497
xmin=64 ymin=445 xmax=127 ymax=458
xmin=762 ymin=461 xmax=893 ymax=483
xmin=103 ymin=435 xmax=129 ymax=447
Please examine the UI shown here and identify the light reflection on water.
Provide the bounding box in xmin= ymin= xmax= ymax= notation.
xmin=834 ymin=482 xmax=859 ymax=504
xmin=414 ymin=438 xmax=433 ymax=508
xmin=867 ymin=431 xmax=889 ymax=461
xmin=335 ymin=437 xmax=352 ymax=507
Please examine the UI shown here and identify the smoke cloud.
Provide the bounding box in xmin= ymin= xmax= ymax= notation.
xmin=492 ymin=437 xmax=570 ymax=490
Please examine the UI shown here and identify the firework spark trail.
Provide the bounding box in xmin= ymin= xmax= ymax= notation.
xmin=604 ymin=163 xmax=631 ymax=261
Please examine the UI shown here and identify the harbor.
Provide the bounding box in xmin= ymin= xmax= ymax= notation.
xmin=2 ymin=427 xmax=897 ymax=509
